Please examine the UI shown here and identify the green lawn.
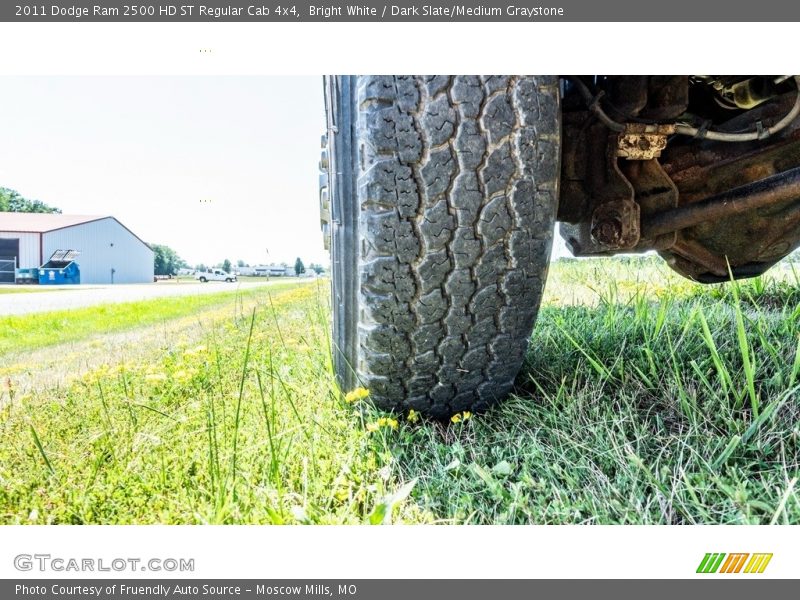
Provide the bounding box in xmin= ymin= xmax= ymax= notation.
xmin=0 ymin=283 xmax=298 ymax=356
xmin=0 ymin=286 xmax=65 ymax=295
xmin=0 ymin=260 xmax=798 ymax=524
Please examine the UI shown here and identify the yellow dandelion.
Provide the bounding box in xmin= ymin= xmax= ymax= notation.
xmin=145 ymin=372 xmax=168 ymax=383
xmin=450 ymin=411 xmax=473 ymax=424
xmin=407 ymin=409 xmax=419 ymax=423
xmin=184 ymin=345 xmax=208 ymax=358
xmin=366 ymin=417 xmax=398 ymax=432
xmin=345 ymin=386 xmax=370 ymax=404
xmin=172 ymin=369 xmax=193 ymax=383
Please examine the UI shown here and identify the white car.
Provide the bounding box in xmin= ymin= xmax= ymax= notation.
xmin=195 ymin=269 xmax=237 ymax=283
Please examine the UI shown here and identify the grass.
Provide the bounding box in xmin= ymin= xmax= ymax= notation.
xmin=0 ymin=259 xmax=798 ymax=524
xmin=0 ymin=286 xmax=65 ymax=294
xmin=0 ymin=283 xmax=298 ymax=356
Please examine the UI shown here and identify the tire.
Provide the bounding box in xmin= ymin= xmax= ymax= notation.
xmin=325 ymin=76 xmax=560 ymax=418
xmin=199 ymin=277 xmax=207 ymax=283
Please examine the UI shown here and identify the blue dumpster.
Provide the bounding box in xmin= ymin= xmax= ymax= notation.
xmin=39 ymin=250 xmax=81 ymax=285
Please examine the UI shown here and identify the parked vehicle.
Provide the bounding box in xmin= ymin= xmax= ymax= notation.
xmin=320 ymin=75 xmax=800 ymax=417
xmin=195 ymin=268 xmax=236 ymax=283
xmin=14 ymin=267 xmax=39 ymax=284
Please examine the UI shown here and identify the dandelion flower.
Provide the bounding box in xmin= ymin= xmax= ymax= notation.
xmin=366 ymin=417 xmax=398 ymax=432
xmin=172 ymin=369 xmax=194 ymax=383
xmin=450 ymin=411 xmax=472 ymax=424
xmin=184 ymin=345 xmax=208 ymax=358
xmin=407 ymin=409 xmax=419 ymax=423
xmin=145 ymin=372 xmax=168 ymax=384
xmin=345 ymin=387 xmax=370 ymax=404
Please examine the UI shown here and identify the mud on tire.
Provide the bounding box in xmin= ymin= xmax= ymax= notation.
xmin=325 ymin=75 xmax=561 ymax=418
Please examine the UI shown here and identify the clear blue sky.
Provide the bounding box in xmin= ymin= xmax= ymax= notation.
xmin=0 ymin=76 xmax=328 ymax=267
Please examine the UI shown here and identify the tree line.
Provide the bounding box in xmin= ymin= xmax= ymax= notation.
xmin=0 ymin=187 xmax=61 ymax=213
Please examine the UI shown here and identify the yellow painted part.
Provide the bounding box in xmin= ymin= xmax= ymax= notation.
xmin=757 ymin=554 xmax=773 ymax=573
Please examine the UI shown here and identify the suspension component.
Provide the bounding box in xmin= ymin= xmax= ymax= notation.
xmin=559 ymin=76 xmax=800 ymax=282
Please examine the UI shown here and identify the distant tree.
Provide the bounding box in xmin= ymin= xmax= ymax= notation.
xmin=151 ymin=244 xmax=185 ymax=276
xmin=0 ymin=187 xmax=61 ymax=213
xmin=237 ymin=259 xmax=246 ymax=268
xmin=294 ymin=257 xmax=305 ymax=276
xmin=222 ymin=259 xmax=232 ymax=273
xmin=308 ymin=262 xmax=324 ymax=274
xmin=195 ymin=263 xmax=207 ymax=272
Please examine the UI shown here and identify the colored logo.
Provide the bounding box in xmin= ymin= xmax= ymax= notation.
xmin=697 ymin=553 xmax=773 ymax=574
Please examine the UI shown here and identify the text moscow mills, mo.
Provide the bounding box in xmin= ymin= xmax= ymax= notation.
xmin=16 ymin=583 xmax=360 ymax=597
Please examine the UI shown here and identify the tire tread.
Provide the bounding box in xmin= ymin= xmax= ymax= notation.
xmin=350 ymin=75 xmax=559 ymax=417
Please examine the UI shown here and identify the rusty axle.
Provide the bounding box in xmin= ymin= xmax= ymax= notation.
xmin=640 ymin=166 xmax=800 ymax=238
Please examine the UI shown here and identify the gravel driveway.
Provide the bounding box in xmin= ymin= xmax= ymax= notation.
xmin=0 ymin=279 xmax=314 ymax=315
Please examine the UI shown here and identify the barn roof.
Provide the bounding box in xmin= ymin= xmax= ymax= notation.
xmin=0 ymin=212 xmax=152 ymax=250
xmin=0 ymin=212 xmax=109 ymax=233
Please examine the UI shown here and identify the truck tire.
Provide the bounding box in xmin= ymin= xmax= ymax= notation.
xmin=324 ymin=76 xmax=560 ymax=418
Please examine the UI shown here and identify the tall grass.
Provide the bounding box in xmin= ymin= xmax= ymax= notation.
xmin=0 ymin=261 xmax=798 ymax=524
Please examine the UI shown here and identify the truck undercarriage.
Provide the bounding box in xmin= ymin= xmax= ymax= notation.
xmin=559 ymin=76 xmax=800 ymax=282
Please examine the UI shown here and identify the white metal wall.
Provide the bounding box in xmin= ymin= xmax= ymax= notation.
xmin=0 ymin=231 xmax=40 ymax=268
xmin=43 ymin=218 xmax=154 ymax=284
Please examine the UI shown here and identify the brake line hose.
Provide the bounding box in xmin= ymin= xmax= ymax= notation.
xmin=568 ymin=76 xmax=625 ymax=132
xmin=569 ymin=75 xmax=800 ymax=142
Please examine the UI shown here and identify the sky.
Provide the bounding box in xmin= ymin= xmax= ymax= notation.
xmin=0 ymin=76 xmax=328 ymax=267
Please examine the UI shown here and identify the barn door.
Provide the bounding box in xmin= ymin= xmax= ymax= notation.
xmin=0 ymin=238 xmax=19 ymax=283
